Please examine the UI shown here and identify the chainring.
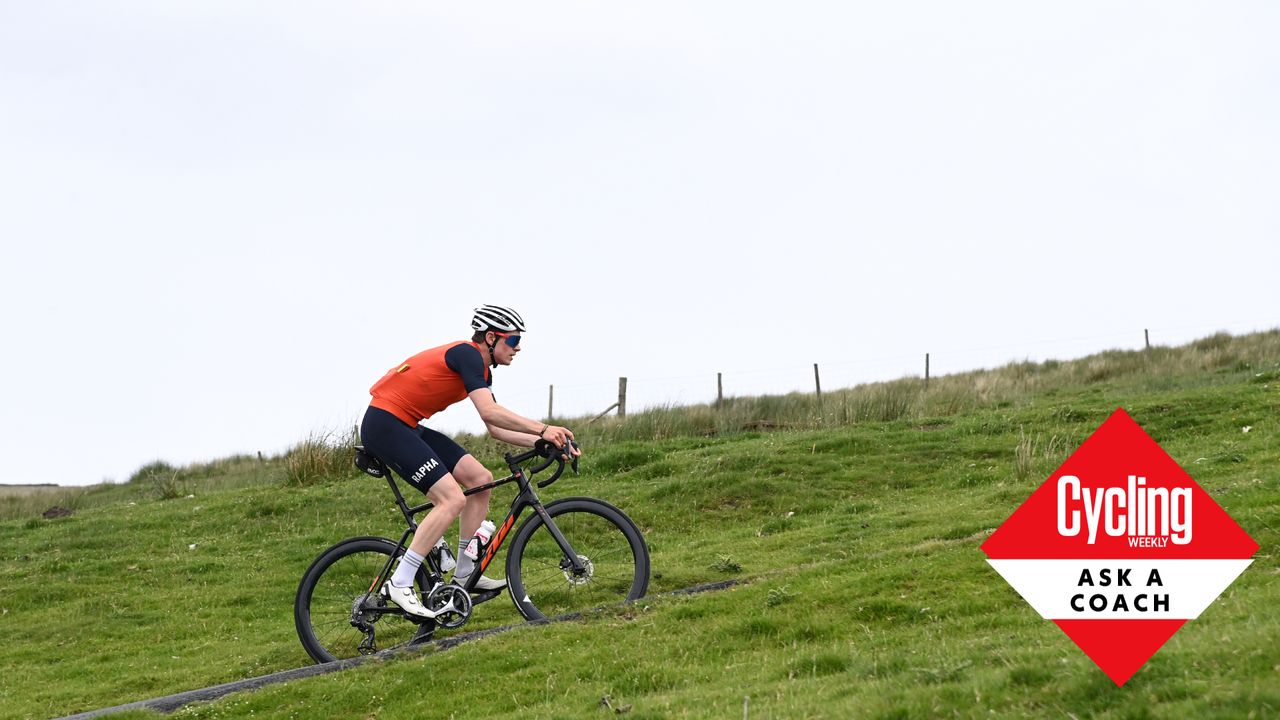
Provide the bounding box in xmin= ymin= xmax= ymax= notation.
xmin=424 ymin=584 xmax=473 ymax=629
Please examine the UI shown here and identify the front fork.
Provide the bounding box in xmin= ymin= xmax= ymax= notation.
xmin=532 ymin=502 xmax=589 ymax=575
xmin=479 ymin=478 xmax=589 ymax=580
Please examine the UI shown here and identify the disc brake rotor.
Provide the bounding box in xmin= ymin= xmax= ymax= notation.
xmin=562 ymin=554 xmax=594 ymax=586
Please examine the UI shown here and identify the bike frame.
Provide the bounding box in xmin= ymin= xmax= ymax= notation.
xmin=368 ymin=445 xmax=588 ymax=606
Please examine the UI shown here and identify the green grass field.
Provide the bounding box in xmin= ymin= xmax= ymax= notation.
xmin=1 ymin=332 xmax=1276 ymax=719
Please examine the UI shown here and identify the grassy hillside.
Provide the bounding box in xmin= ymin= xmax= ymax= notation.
xmin=0 ymin=331 xmax=1276 ymax=719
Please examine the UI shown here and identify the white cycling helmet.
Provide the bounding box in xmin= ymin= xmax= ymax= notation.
xmin=471 ymin=305 xmax=526 ymax=333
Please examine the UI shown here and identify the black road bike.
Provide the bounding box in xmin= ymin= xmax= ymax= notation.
xmin=294 ymin=440 xmax=650 ymax=664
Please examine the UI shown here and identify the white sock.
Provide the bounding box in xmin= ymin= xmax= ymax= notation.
xmin=455 ymin=539 xmax=474 ymax=581
xmin=390 ymin=548 xmax=426 ymax=588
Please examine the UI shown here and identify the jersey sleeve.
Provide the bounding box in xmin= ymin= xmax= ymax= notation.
xmin=444 ymin=344 xmax=492 ymax=393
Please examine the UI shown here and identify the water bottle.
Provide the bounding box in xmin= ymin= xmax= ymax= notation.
xmin=433 ymin=537 xmax=457 ymax=572
xmin=464 ymin=520 xmax=496 ymax=561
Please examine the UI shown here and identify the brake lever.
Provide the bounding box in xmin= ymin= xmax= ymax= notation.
xmin=568 ymin=440 xmax=580 ymax=474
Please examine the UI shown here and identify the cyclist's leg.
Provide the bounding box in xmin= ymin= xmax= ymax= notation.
xmin=418 ymin=428 xmax=491 ymax=541
xmin=382 ymin=475 xmax=462 ymax=618
xmin=409 ymin=476 xmax=465 ymax=557
xmin=450 ymin=455 xmax=494 ymax=540
xmin=416 ymin=427 xmax=505 ymax=589
xmin=361 ymin=408 xmax=466 ymax=573
xmin=449 ymin=455 xmax=508 ymax=588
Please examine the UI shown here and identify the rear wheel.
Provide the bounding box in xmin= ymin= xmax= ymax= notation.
xmin=294 ymin=537 xmax=434 ymax=664
xmin=505 ymin=498 xmax=650 ymax=621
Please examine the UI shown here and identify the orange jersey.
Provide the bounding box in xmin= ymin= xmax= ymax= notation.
xmin=369 ymin=341 xmax=492 ymax=426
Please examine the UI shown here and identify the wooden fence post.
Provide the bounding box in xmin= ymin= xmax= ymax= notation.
xmin=717 ymin=373 xmax=723 ymax=409
xmin=813 ymin=363 xmax=822 ymax=400
xmin=925 ymin=353 xmax=930 ymax=390
xmin=547 ymin=385 xmax=554 ymax=420
xmin=1145 ymin=329 xmax=1150 ymax=350
xmin=618 ymin=377 xmax=627 ymax=417
xmin=588 ymin=403 xmax=619 ymax=424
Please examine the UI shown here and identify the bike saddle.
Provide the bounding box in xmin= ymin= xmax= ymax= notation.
xmin=353 ymin=445 xmax=388 ymax=478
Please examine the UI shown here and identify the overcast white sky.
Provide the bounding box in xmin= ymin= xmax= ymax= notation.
xmin=2 ymin=2 xmax=1277 ymax=487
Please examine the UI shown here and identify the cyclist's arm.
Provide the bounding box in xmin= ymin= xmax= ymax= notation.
xmin=468 ymin=389 xmax=577 ymax=451
xmin=448 ymin=344 xmax=576 ymax=450
xmin=447 ymin=344 xmax=539 ymax=437
xmin=469 ymin=388 xmax=552 ymax=435
xmin=485 ymin=422 xmax=540 ymax=448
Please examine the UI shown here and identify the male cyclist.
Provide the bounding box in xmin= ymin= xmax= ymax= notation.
xmin=360 ymin=305 xmax=578 ymax=618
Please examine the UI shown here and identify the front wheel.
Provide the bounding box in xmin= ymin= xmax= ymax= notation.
xmin=294 ymin=537 xmax=434 ymax=664
xmin=505 ymin=497 xmax=650 ymax=621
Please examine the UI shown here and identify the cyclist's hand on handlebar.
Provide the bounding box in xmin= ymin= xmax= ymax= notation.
xmin=540 ymin=425 xmax=581 ymax=457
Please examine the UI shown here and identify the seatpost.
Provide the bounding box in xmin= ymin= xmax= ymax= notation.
xmin=383 ymin=475 xmax=416 ymax=527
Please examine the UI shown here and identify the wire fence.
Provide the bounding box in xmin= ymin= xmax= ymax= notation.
xmin=490 ymin=320 xmax=1279 ymax=425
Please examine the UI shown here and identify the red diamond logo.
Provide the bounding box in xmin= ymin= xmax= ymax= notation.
xmin=981 ymin=408 xmax=1258 ymax=686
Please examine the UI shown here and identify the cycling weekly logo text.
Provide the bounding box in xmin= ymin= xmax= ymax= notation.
xmin=981 ymin=408 xmax=1258 ymax=686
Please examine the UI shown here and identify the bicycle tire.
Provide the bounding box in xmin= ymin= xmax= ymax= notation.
xmin=505 ymin=497 xmax=650 ymax=622
xmin=294 ymin=536 xmax=433 ymax=664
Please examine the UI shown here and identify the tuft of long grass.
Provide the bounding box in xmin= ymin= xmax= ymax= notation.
xmin=127 ymin=460 xmax=177 ymax=485
xmin=283 ymin=427 xmax=360 ymax=487
xmin=1013 ymin=427 xmax=1072 ymax=482
xmin=150 ymin=468 xmax=187 ymax=501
